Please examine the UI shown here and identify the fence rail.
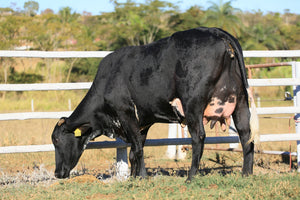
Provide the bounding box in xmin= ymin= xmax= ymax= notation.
xmin=1 ymin=134 xmax=300 ymax=154
xmin=0 ymin=82 xmax=92 ymax=91
xmin=0 ymin=50 xmax=112 ymax=58
xmin=0 ymin=50 xmax=300 ymax=173
xmin=0 ymin=111 xmax=72 ymax=120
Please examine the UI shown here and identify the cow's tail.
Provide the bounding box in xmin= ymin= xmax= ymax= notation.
xmin=214 ymin=28 xmax=260 ymax=144
xmin=247 ymin=88 xmax=260 ymax=144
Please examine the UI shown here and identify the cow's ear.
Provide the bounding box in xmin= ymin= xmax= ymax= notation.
xmin=57 ymin=117 xmax=67 ymax=126
xmin=74 ymin=124 xmax=91 ymax=137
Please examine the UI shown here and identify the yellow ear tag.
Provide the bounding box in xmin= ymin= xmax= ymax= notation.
xmin=74 ymin=128 xmax=82 ymax=137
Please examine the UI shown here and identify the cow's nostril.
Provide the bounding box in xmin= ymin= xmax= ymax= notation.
xmin=54 ymin=172 xmax=60 ymax=178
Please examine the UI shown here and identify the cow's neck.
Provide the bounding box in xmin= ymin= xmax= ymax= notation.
xmin=66 ymin=88 xmax=99 ymax=131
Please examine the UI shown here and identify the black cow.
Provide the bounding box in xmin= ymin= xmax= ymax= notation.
xmin=51 ymin=27 xmax=256 ymax=182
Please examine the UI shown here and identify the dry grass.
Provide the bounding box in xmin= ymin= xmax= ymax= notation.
xmin=0 ymin=90 xmax=87 ymax=113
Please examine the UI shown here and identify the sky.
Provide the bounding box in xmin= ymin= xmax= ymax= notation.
xmin=1 ymin=0 xmax=299 ymax=15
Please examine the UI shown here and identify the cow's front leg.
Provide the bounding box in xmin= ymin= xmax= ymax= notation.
xmin=129 ymin=142 xmax=146 ymax=178
xmin=129 ymin=127 xmax=149 ymax=177
xmin=116 ymin=106 xmax=147 ymax=178
xmin=186 ymin=114 xmax=206 ymax=182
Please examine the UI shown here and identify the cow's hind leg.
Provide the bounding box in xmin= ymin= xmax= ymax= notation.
xmin=129 ymin=126 xmax=150 ymax=177
xmin=232 ymin=96 xmax=254 ymax=175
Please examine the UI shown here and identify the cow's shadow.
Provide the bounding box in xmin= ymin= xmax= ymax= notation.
xmin=145 ymin=165 xmax=241 ymax=177
xmin=94 ymin=165 xmax=242 ymax=181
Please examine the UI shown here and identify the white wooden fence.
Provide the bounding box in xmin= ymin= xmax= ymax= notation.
xmin=0 ymin=50 xmax=300 ymax=173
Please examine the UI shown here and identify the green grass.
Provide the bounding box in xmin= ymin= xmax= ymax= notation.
xmin=1 ymin=173 xmax=299 ymax=200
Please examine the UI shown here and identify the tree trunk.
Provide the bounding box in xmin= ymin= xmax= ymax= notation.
xmin=66 ymin=58 xmax=78 ymax=83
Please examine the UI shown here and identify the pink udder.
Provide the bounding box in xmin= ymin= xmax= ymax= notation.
xmin=203 ymin=95 xmax=236 ymax=131
xmin=170 ymin=96 xmax=236 ymax=131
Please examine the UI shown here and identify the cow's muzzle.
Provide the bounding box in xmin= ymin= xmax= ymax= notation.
xmin=54 ymin=168 xmax=70 ymax=179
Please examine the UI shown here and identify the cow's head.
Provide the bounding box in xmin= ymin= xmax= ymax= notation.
xmin=51 ymin=117 xmax=92 ymax=179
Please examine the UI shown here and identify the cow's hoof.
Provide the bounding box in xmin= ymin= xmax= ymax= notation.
xmin=185 ymin=178 xmax=192 ymax=184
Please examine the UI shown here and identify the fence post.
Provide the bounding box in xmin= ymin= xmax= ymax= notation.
xmin=31 ymin=99 xmax=34 ymax=112
xmin=293 ymin=61 xmax=300 ymax=172
xmin=116 ymin=138 xmax=129 ymax=179
xmin=177 ymin=124 xmax=188 ymax=160
xmin=166 ymin=123 xmax=177 ymax=159
xmin=166 ymin=123 xmax=188 ymax=159
xmin=229 ymin=116 xmax=239 ymax=148
xmin=68 ymin=99 xmax=72 ymax=111
xmin=257 ymin=97 xmax=261 ymax=108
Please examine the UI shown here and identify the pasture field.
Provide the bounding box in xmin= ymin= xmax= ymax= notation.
xmin=1 ymin=173 xmax=299 ymax=199
xmin=0 ymin=90 xmax=299 ymax=199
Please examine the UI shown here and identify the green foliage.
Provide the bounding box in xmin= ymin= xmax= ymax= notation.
xmin=24 ymin=1 xmax=39 ymax=17
xmin=0 ymin=15 xmax=25 ymax=49
xmin=202 ymin=0 xmax=242 ymax=37
xmin=0 ymin=7 xmax=14 ymax=14
xmin=169 ymin=6 xmax=205 ymax=31
xmin=67 ymin=58 xmax=101 ymax=82
xmin=106 ymin=0 xmax=176 ymax=49
xmin=8 ymin=67 xmax=43 ymax=83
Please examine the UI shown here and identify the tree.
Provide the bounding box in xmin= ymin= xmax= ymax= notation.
xmin=0 ymin=7 xmax=14 ymax=15
xmin=240 ymin=11 xmax=285 ymax=51
xmin=58 ymin=7 xmax=80 ymax=25
xmin=169 ymin=6 xmax=205 ymax=32
xmin=243 ymin=24 xmax=282 ymax=50
xmin=25 ymin=13 xmax=61 ymax=51
xmin=24 ymin=1 xmax=39 ymax=16
xmin=202 ymin=0 xmax=241 ymax=37
xmin=140 ymin=0 xmax=176 ymax=44
xmin=41 ymin=8 xmax=54 ymax=15
xmin=57 ymin=7 xmax=81 ymax=50
xmin=0 ymin=16 xmax=24 ymax=49
xmin=0 ymin=15 xmax=23 ymax=88
xmin=107 ymin=0 xmax=176 ymax=48
xmin=76 ymin=25 xmax=98 ymax=50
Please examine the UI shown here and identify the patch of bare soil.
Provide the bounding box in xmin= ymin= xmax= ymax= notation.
xmin=50 ymin=174 xmax=104 ymax=188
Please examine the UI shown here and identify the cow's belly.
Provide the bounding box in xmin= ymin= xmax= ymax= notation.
xmin=203 ymin=95 xmax=236 ymax=131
